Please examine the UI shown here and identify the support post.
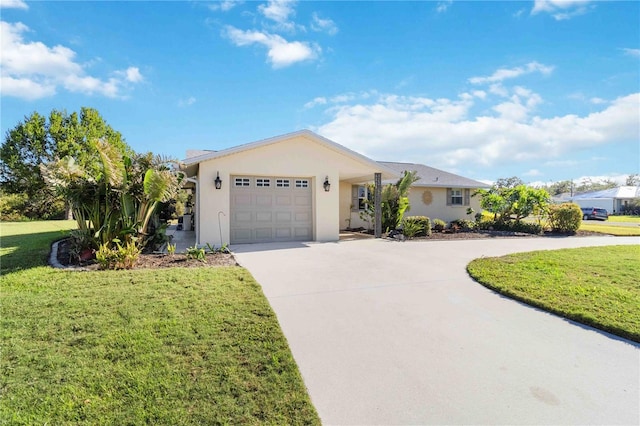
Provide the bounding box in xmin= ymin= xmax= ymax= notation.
xmin=374 ymin=172 xmax=382 ymax=238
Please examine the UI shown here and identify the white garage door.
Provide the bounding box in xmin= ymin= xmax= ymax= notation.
xmin=230 ymin=176 xmax=313 ymax=244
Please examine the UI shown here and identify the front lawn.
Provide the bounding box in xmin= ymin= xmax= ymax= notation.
xmin=608 ymin=215 xmax=640 ymax=223
xmin=467 ymin=245 xmax=640 ymax=342
xmin=0 ymin=221 xmax=319 ymax=425
xmin=579 ymin=222 xmax=640 ymax=236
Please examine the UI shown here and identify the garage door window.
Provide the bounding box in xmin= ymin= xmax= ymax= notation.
xmin=235 ymin=177 xmax=250 ymax=187
xmin=256 ymin=178 xmax=271 ymax=187
xmin=276 ymin=179 xmax=290 ymax=188
xmin=295 ymin=179 xmax=309 ymax=188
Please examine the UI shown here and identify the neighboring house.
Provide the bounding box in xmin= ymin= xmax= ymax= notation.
xmin=555 ymin=186 xmax=640 ymax=214
xmin=182 ymin=130 xmax=489 ymax=246
xmin=345 ymin=162 xmax=490 ymax=229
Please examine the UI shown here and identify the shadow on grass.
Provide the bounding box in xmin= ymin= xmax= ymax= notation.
xmin=468 ymin=270 xmax=640 ymax=345
xmin=0 ymin=230 xmax=71 ymax=275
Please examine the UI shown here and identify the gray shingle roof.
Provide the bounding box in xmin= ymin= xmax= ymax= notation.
xmin=378 ymin=161 xmax=490 ymax=189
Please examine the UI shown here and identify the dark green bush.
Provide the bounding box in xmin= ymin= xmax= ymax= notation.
xmin=480 ymin=219 xmax=543 ymax=234
xmin=548 ymin=203 xmax=582 ymax=233
xmin=403 ymin=216 xmax=432 ymax=237
xmin=450 ymin=219 xmax=475 ymax=231
xmin=0 ymin=192 xmax=29 ymax=221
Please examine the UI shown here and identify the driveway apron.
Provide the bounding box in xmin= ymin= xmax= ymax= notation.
xmin=233 ymin=236 xmax=640 ymax=425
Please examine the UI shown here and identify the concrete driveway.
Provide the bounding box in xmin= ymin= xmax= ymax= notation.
xmin=233 ymin=236 xmax=640 ymax=425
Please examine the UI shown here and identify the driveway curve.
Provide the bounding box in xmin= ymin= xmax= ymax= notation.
xmin=233 ymin=236 xmax=640 ymax=425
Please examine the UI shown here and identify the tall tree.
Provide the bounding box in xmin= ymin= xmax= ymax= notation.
xmin=626 ymin=174 xmax=640 ymax=186
xmin=0 ymin=108 xmax=131 ymax=218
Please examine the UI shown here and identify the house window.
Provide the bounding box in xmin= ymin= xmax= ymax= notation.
xmin=351 ymin=185 xmax=371 ymax=211
xmin=450 ymin=189 xmax=463 ymax=205
xmin=276 ymin=178 xmax=290 ymax=188
xmin=234 ymin=177 xmax=250 ymax=187
xmin=256 ymin=178 xmax=271 ymax=187
xmin=447 ymin=188 xmax=471 ymax=206
xmin=295 ymin=179 xmax=309 ymax=188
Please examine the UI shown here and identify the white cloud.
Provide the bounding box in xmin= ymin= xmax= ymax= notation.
xmin=621 ymin=48 xmax=640 ymax=58
xmin=178 ymin=96 xmax=196 ymax=107
xmin=257 ymin=0 xmax=301 ymax=32
xmin=524 ymin=169 xmax=541 ymax=177
xmin=304 ymin=96 xmax=327 ymax=109
xmin=209 ymin=0 xmax=243 ymax=12
xmin=223 ymin=25 xmax=319 ymax=68
xmin=312 ymin=90 xmax=639 ymax=172
xmin=259 ymin=0 xmax=295 ymax=23
xmin=125 ymin=66 xmax=143 ymax=83
xmin=0 ymin=20 xmax=143 ymax=100
xmin=469 ymin=61 xmax=554 ymax=85
xmin=436 ymin=1 xmax=453 ymax=13
xmin=590 ymin=97 xmax=606 ymax=105
xmin=311 ymin=13 xmax=338 ymax=35
xmin=531 ymin=0 xmax=593 ymax=20
xmin=0 ymin=0 xmax=28 ymax=9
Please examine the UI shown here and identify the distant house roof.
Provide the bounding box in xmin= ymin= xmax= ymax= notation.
xmin=571 ymin=186 xmax=640 ymax=200
xmin=378 ymin=161 xmax=490 ymax=189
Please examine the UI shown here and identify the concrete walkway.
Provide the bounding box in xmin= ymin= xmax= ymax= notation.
xmin=233 ymin=236 xmax=640 ymax=425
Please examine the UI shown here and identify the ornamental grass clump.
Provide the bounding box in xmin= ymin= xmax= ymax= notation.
xmin=96 ymin=238 xmax=141 ymax=270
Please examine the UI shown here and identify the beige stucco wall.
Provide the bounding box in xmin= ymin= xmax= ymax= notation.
xmin=196 ymin=135 xmax=383 ymax=246
xmin=339 ymin=185 xmax=485 ymax=230
xmin=406 ymin=187 xmax=482 ymax=223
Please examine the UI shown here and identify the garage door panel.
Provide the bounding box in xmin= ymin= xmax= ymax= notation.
xmin=294 ymin=227 xmax=311 ymax=238
xmin=233 ymin=194 xmax=252 ymax=206
xmin=254 ymin=228 xmax=273 ymax=240
xmin=275 ymin=228 xmax=292 ymax=238
xmin=275 ymin=196 xmax=291 ymax=206
xmin=294 ymin=195 xmax=311 ymax=206
xmin=234 ymin=211 xmax=252 ymax=222
xmin=256 ymin=195 xmax=272 ymax=206
xmin=276 ymin=212 xmax=292 ymax=222
xmin=294 ymin=212 xmax=310 ymax=222
xmin=256 ymin=212 xmax=272 ymax=222
xmin=232 ymin=229 xmax=252 ymax=243
xmin=231 ymin=176 xmax=312 ymax=244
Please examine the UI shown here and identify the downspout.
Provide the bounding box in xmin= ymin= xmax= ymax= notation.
xmin=186 ymin=177 xmax=199 ymax=246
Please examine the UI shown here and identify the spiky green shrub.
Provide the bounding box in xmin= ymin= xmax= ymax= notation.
xmin=432 ymin=218 xmax=447 ymax=231
xmin=403 ymin=216 xmax=432 ymax=237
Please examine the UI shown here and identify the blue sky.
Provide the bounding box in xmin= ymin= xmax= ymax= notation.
xmin=1 ymin=0 xmax=638 ymax=185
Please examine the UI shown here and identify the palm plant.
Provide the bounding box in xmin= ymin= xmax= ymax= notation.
xmin=41 ymin=139 xmax=184 ymax=252
xmin=381 ymin=170 xmax=419 ymax=232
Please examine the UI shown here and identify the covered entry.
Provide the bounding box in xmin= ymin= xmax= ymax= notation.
xmin=230 ymin=175 xmax=313 ymax=244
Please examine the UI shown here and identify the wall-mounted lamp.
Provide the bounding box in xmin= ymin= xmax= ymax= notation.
xmin=323 ymin=176 xmax=331 ymax=192
xmin=214 ymin=172 xmax=222 ymax=190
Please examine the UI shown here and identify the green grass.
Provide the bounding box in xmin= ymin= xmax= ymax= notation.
xmin=1 ymin=221 xmax=320 ymax=425
xmin=608 ymin=215 xmax=640 ymax=223
xmin=467 ymin=245 xmax=640 ymax=342
xmin=580 ymin=222 xmax=640 ymax=236
xmin=0 ymin=220 xmax=77 ymax=272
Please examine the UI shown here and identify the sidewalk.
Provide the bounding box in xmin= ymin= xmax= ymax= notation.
xmin=165 ymin=224 xmax=196 ymax=253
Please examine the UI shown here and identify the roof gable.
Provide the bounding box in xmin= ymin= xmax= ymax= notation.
xmin=379 ymin=161 xmax=490 ymax=188
xmin=182 ymin=130 xmax=399 ymax=180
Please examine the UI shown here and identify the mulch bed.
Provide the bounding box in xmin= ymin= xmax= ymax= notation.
xmin=55 ymin=238 xmax=238 ymax=270
xmin=350 ymin=228 xmax=605 ymax=241
xmin=54 ymin=229 xmax=605 ymax=270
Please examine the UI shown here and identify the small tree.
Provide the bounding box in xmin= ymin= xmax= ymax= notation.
xmin=1 ymin=108 xmax=131 ymax=219
xmin=474 ymin=183 xmax=549 ymax=224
